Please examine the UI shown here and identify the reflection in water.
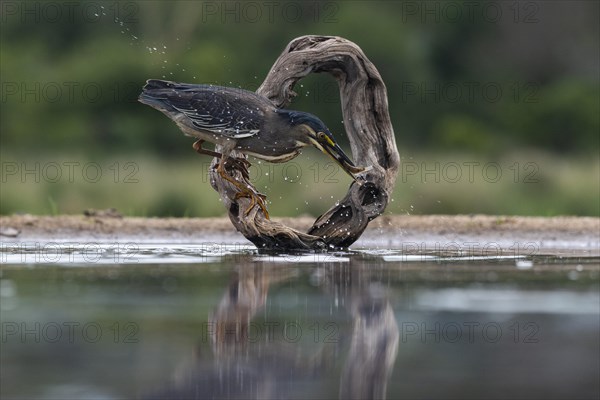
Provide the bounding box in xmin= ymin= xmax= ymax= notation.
xmin=2 ymin=251 xmax=599 ymax=399
xmin=146 ymin=264 xmax=399 ymax=399
xmin=209 ymin=265 xmax=275 ymax=358
xmin=340 ymin=290 xmax=399 ymax=400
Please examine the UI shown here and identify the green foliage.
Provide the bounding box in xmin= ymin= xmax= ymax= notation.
xmin=1 ymin=1 xmax=598 ymax=216
xmin=1 ymin=1 xmax=598 ymax=155
xmin=432 ymin=115 xmax=501 ymax=154
xmin=1 ymin=152 xmax=598 ymax=217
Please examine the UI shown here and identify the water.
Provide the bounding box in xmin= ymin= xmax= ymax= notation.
xmin=1 ymin=244 xmax=599 ymax=399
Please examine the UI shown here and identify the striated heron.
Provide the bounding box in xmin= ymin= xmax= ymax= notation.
xmin=139 ymin=79 xmax=366 ymax=218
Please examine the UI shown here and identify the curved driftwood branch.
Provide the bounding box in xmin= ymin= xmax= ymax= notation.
xmin=209 ymin=35 xmax=400 ymax=250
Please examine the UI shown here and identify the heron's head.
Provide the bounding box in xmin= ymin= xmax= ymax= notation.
xmin=281 ymin=110 xmax=363 ymax=180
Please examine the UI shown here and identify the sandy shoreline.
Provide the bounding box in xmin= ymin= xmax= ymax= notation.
xmin=1 ymin=214 xmax=598 ymax=253
xmin=1 ymin=213 xmax=598 ymax=235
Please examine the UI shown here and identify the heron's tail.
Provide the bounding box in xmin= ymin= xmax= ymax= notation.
xmin=142 ymin=79 xmax=178 ymax=91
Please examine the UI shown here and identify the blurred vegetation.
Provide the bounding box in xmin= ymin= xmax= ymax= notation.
xmin=1 ymin=1 xmax=598 ymax=216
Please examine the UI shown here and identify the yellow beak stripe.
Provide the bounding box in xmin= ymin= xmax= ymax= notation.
xmin=324 ymin=135 xmax=335 ymax=147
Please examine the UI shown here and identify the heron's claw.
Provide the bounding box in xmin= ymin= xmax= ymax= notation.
xmin=234 ymin=189 xmax=269 ymax=219
xmin=224 ymin=157 xmax=251 ymax=180
xmin=236 ymin=157 xmax=252 ymax=168
xmin=217 ymin=160 xmax=268 ymax=219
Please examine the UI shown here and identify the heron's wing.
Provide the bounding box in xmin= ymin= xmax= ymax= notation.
xmin=144 ymin=81 xmax=268 ymax=139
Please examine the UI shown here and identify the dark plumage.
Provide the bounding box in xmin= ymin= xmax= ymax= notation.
xmin=139 ymin=80 xmax=268 ymax=141
xmin=139 ymin=79 xmax=365 ymax=217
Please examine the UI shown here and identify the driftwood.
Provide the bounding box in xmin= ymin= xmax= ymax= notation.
xmin=209 ymin=35 xmax=400 ymax=250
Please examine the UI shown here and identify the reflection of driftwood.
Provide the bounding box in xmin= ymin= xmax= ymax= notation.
xmin=319 ymin=264 xmax=400 ymax=400
xmin=146 ymin=266 xmax=332 ymax=400
xmin=208 ymin=266 xmax=273 ymax=357
xmin=209 ymin=35 xmax=400 ymax=250
xmin=340 ymin=295 xmax=399 ymax=400
xmin=146 ymin=265 xmax=399 ymax=400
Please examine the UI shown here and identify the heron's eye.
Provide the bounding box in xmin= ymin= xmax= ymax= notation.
xmin=317 ymin=132 xmax=326 ymax=140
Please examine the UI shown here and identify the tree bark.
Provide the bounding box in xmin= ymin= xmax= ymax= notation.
xmin=209 ymin=35 xmax=400 ymax=250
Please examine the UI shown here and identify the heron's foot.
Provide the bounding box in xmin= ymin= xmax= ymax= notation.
xmin=233 ymin=157 xmax=251 ymax=169
xmin=223 ymin=157 xmax=251 ymax=180
xmin=235 ymin=189 xmax=270 ymax=219
xmin=217 ymin=161 xmax=268 ymax=219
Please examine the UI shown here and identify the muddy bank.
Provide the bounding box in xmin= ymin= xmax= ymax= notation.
xmin=1 ymin=213 xmax=597 ymax=237
xmin=1 ymin=214 xmax=598 ymax=254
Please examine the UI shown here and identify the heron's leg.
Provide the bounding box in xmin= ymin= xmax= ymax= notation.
xmin=216 ymin=151 xmax=269 ymax=219
xmin=193 ymin=140 xmax=251 ymax=170
xmin=192 ymin=139 xmax=222 ymax=158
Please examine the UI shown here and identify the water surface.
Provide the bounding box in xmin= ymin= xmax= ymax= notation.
xmin=1 ymin=243 xmax=599 ymax=399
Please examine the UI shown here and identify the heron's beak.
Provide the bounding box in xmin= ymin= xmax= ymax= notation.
xmin=315 ymin=136 xmax=367 ymax=180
